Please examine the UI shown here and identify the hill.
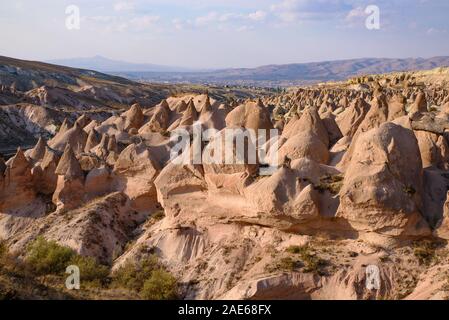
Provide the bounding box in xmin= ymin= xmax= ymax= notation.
xmin=117 ymin=56 xmax=449 ymax=87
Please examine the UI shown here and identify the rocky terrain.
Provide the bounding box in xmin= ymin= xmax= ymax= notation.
xmin=0 ymin=56 xmax=271 ymax=157
xmin=2 ymin=59 xmax=449 ymax=300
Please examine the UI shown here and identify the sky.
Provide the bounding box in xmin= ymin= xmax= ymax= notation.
xmin=0 ymin=0 xmax=449 ymax=68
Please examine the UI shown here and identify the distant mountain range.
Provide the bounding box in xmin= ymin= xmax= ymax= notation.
xmin=47 ymin=55 xmax=449 ymax=87
xmin=46 ymin=55 xmax=195 ymax=73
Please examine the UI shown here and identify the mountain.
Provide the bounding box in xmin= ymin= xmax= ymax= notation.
xmin=47 ymin=55 xmax=194 ymax=73
xmin=117 ymin=56 xmax=449 ymax=87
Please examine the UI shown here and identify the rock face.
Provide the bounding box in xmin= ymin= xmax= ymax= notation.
xmin=3 ymin=67 xmax=449 ymax=301
xmin=49 ymin=122 xmax=87 ymax=155
xmin=123 ymin=103 xmax=144 ymax=131
xmin=226 ymin=100 xmax=273 ymax=132
xmin=113 ymin=143 xmax=161 ymax=211
xmin=337 ymin=123 xmax=430 ymax=241
xmin=0 ymin=148 xmax=36 ymax=212
xmin=52 ymin=145 xmax=85 ymax=210
xmin=336 ymin=98 xmax=370 ymax=138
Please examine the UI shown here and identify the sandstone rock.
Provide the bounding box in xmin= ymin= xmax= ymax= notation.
xmin=335 ymin=98 xmax=370 ymax=138
xmin=225 ymin=99 xmax=273 ymax=132
xmin=49 ymin=122 xmax=87 ymax=155
xmin=0 ymin=148 xmax=36 ymax=212
xmin=27 ymin=137 xmax=47 ymax=163
xmin=123 ymin=103 xmax=144 ymax=131
xmin=84 ymin=128 xmax=100 ymax=152
xmin=179 ymin=99 xmax=198 ymax=127
xmin=337 ymin=123 xmax=431 ymax=241
xmin=113 ymin=143 xmax=161 ymax=211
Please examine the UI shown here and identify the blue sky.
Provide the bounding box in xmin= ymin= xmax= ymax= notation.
xmin=0 ymin=0 xmax=448 ymax=68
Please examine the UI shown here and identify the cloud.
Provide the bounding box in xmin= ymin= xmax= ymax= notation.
xmin=271 ymin=0 xmax=353 ymax=24
xmin=248 ymin=11 xmax=267 ymax=21
xmin=113 ymin=1 xmax=134 ymax=12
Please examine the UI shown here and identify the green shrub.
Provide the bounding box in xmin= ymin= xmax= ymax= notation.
xmin=70 ymin=255 xmax=110 ymax=283
xmin=26 ymin=237 xmax=110 ymax=284
xmin=112 ymin=256 xmax=159 ymax=291
xmin=285 ymin=245 xmax=327 ymax=275
xmin=141 ymin=269 xmax=178 ymax=300
xmin=26 ymin=237 xmax=75 ymax=275
xmin=112 ymin=256 xmax=179 ymax=299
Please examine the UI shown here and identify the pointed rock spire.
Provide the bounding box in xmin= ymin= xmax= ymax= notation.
xmin=107 ymin=134 xmax=118 ymax=153
xmin=410 ymin=91 xmax=428 ymax=114
xmin=29 ymin=137 xmax=47 ymax=162
xmin=10 ymin=147 xmax=30 ymax=170
xmin=55 ymin=144 xmax=83 ymax=178
xmin=175 ymin=100 xmax=188 ymax=113
xmin=179 ymin=99 xmax=198 ymax=126
xmin=59 ymin=118 xmax=70 ymax=134
xmin=41 ymin=147 xmax=61 ymax=170
xmin=200 ymin=95 xmax=212 ymax=115
xmin=84 ymin=128 xmax=100 ymax=152
xmin=75 ymin=114 xmax=90 ymax=128
xmin=124 ymin=103 xmax=144 ymax=131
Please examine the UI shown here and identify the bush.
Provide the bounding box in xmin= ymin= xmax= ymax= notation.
xmin=26 ymin=237 xmax=75 ymax=275
xmin=112 ymin=256 xmax=179 ymax=299
xmin=112 ymin=256 xmax=159 ymax=291
xmin=70 ymin=255 xmax=110 ymax=283
xmin=26 ymin=237 xmax=110 ymax=284
xmin=286 ymin=245 xmax=327 ymax=275
xmin=141 ymin=269 xmax=178 ymax=300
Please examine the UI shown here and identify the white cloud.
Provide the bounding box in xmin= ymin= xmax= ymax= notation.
xmin=248 ymin=10 xmax=267 ymax=21
xmin=346 ymin=7 xmax=366 ymax=21
xmin=113 ymin=1 xmax=134 ymax=12
xmin=195 ymin=12 xmax=219 ymax=26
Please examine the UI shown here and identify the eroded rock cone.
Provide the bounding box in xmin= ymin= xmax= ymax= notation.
xmin=284 ymin=106 xmax=329 ymax=147
xmin=179 ymin=99 xmax=198 ymax=127
xmin=49 ymin=121 xmax=88 ymax=155
xmin=28 ymin=137 xmax=47 ymax=163
xmin=200 ymin=95 xmax=212 ymax=115
xmin=53 ymin=145 xmax=85 ymax=210
xmin=113 ymin=142 xmax=161 ymax=211
xmin=335 ymin=98 xmax=370 ymax=139
xmin=140 ymin=100 xmax=170 ymax=133
xmin=37 ymin=147 xmax=61 ymax=195
xmin=59 ymin=118 xmax=70 ymax=135
xmin=0 ymin=148 xmax=36 ymax=211
xmin=175 ymin=100 xmax=188 ymax=113
xmin=92 ymin=134 xmax=109 ymax=158
xmin=84 ymin=128 xmax=101 ymax=153
xmin=388 ymin=94 xmax=407 ymax=121
xmin=107 ymin=134 xmax=118 ymax=153
xmin=55 ymin=144 xmax=84 ymax=178
xmin=124 ymin=103 xmax=144 ymax=131
xmin=75 ymin=114 xmax=90 ymax=128
xmin=337 ymin=122 xmax=431 ymax=243
xmin=409 ymin=91 xmax=428 ymax=114
xmin=225 ymin=99 xmax=273 ymax=134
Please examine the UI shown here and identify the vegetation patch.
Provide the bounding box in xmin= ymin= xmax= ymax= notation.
xmin=314 ymin=175 xmax=344 ymax=195
xmin=112 ymin=255 xmax=178 ymax=300
xmin=413 ymin=240 xmax=438 ymax=266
